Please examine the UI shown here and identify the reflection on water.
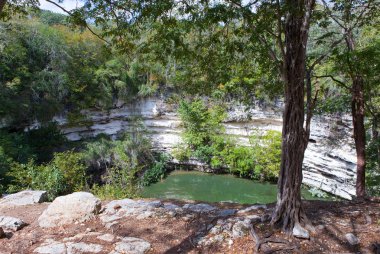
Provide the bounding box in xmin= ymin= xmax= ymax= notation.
xmin=142 ymin=171 xmax=324 ymax=204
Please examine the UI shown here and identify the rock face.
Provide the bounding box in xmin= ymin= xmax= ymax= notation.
xmin=0 ymin=190 xmax=47 ymax=207
xmin=38 ymin=192 xmax=101 ymax=228
xmin=0 ymin=216 xmax=27 ymax=231
xmin=49 ymin=97 xmax=356 ymax=199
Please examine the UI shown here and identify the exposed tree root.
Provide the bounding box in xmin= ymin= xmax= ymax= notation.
xmin=249 ymin=224 xmax=298 ymax=253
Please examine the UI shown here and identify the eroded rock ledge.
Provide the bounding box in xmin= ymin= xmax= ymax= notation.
xmin=50 ymin=97 xmax=357 ymax=199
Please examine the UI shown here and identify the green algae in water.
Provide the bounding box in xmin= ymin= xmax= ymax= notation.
xmin=142 ymin=171 xmax=325 ymax=204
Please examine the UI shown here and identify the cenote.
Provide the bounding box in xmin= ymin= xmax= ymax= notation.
xmin=142 ymin=171 xmax=328 ymax=204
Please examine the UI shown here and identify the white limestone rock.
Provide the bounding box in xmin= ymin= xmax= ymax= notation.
xmin=293 ymin=223 xmax=310 ymax=239
xmin=183 ymin=203 xmax=216 ymax=213
xmin=0 ymin=190 xmax=47 ymax=207
xmin=66 ymin=242 xmax=103 ymax=254
xmin=0 ymin=216 xmax=27 ymax=231
xmin=34 ymin=239 xmax=66 ymax=254
xmin=345 ymin=233 xmax=359 ymax=245
xmin=38 ymin=192 xmax=101 ymax=228
xmin=111 ymin=237 xmax=151 ymax=254
xmin=97 ymin=233 xmax=116 ymax=242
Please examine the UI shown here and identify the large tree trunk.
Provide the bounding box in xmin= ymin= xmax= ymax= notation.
xmin=352 ymin=76 xmax=366 ymax=197
xmin=271 ymin=0 xmax=315 ymax=232
xmin=346 ymin=31 xmax=366 ymax=198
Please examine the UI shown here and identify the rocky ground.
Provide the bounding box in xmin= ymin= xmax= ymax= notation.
xmin=0 ymin=191 xmax=379 ymax=254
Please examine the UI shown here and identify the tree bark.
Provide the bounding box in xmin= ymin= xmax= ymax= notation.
xmin=346 ymin=30 xmax=366 ymax=198
xmin=352 ymin=76 xmax=366 ymax=197
xmin=271 ymin=0 xmax=315 ymax=232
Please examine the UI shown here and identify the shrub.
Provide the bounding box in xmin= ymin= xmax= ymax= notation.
xmin=6 ymin=151 xmax=86 ymax=200
xmin=176 ymin=98 xmax=281 ymax=182
xmin=91 ymin=166 xmax=139 ymax=200
xmin=176 ymin=98 xmax=226 ymax=163
xmin=251 ymin=130 xmax=282 ymax=181
xmin=141 ymin=153 xmax=171 ymax=186
xmin=84 ymin=120 xmax=170 ymax=198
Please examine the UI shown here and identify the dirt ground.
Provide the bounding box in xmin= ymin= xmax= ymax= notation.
xmin=0 ymin=198 xmax=379 ymax=254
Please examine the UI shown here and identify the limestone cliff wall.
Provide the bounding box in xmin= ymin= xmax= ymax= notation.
xmin=54 ymin=97 xmax=357 ymax=200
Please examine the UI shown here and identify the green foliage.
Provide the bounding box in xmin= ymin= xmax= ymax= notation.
xmin=175 ymin=99 xmax=281 ymax=182
xmin=141 ymin=153 xmax=171 ymax=186
xmin=6 ymin=151 xmax=86 ymax=200
xmin=82 ymin=121 xmax=170 ymax=198
xmin=366 ymin=134 xmax=380 ymax=196
xmin=307 ymin=186 xmax=329 ymax=199
xmin=176 ymin=98 xmax=226 ymax=164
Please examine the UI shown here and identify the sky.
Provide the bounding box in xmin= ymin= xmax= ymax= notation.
xmin=39 ymin=0 xmax=82 ymax=14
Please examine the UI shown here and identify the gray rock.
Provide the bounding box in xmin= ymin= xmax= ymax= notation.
xmin=0 ymin=190 xmax=47 ymax=207
xmin=217 ymin=209 xmax=237 ymax=217
xmin=237 ymin=204 xmax=267 ymax=214
xmin=111 ymin=237 xmax=151 ymax=254
xmin=34 ymin=239 xmax=66 ymax=254
xmin=97 ymin=233 xmax=115 ymax=242
xmin=183 ymin=203 xmax=216 ymax=213
xmin=293 ymin=223 xmax=310 ymax=239
xmin=163 ymin=203 xmax=180 ymax=210
xmin=66 ymin=242 xmax=103 ymax=254
xmin=137 ymin=200 xmax=162 ymax=208
xmin=38 ymin=192 xmax=101 ymax=228
xmin=345 ymin=233 xmax=359 ymax=245
xmin=0 ymin=216 xmax=27 ymax=231
xmin=232 ymin=221 xmax=250 ymax=238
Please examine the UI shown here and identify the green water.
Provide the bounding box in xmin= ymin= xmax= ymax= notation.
xmin=142 ymin=171 xmax=323 ymax=204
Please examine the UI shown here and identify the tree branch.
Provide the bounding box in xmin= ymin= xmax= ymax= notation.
xmin=314 ymin=75 xmax=351 ymax=90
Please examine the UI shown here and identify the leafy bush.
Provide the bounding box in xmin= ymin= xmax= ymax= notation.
xmin=6 ymin=151 xmax=86 ymax=200
xmin=250 ymin=130 xmax=282 ymax=181
xmin=175 ymin=98 xmax=281 ymax=182
xmin=91 ymin=166 xmax=139 ymax=200
xmin=366 ymin=134 xmax=380 ymax=196
xmin=141 ymin=153 xmax=171 ymax=186
xmin=83 ymin=121 xmax=169 ymax=198
xmin=175 ymin=98 xmax=226 ymax=164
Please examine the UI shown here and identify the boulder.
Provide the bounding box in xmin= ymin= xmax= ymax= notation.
xmin=110 ymin=237 xmax=151 ymax=254
xmin=345 ymin=233 xmax=359 ymax=245
xmin=293 ymin=223 xmax=310 ymax=239
xmin=38 ymin=192 xmax=101 ymax=228
xmin=0 ymin=216 xmax=27 ymax=231
xmin=0 ymin=190 xmax=47 ymax=207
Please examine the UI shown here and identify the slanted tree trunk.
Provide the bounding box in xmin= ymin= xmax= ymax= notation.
xmin=271 ymin=0 xmax=315 ymax=232
xmin=346 ymin=31 xmax=366 ymax=198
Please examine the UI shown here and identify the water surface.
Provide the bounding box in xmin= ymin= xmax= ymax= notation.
xmin=142 ymin=171 xmax=322 ymax=204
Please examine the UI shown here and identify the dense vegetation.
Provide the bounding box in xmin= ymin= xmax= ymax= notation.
xmin=174 ymin=99 xmax=281 ymax=181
